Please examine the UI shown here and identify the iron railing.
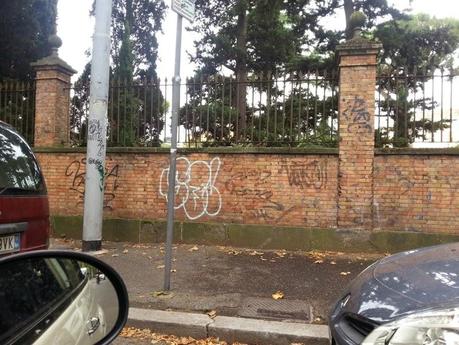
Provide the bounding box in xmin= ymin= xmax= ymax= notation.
xmin=70 ymin=78 xmax=166 ymax=147
xmin=0 ymin=81 xmax=35 ymax=143
xmin=69 ymin=69 xmax=459 ymax=148
xmin=376 ymin=68 xmax=459 ymax=147
xmin=70 ymin=71 xmax=339 ymax=147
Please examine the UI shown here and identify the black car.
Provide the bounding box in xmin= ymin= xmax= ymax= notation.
xmin=329 ymin=242 xmax=459 ymax=345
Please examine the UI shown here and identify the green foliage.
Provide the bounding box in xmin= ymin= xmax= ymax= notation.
xmin=179 ymin=73 xmax=338 ymax=147
xmin=0 ymin=0 xmax=57 ymax=81
xmin=374 ymin=14 xmax=459 ymax=147
xmin=110 ymin=0 xmax=166 ymax=79
xmin=71 ymin=0 xmax=166 ymax=147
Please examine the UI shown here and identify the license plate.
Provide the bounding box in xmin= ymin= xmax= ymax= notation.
xmin=0 ymin=234 xmax=20 ymax=254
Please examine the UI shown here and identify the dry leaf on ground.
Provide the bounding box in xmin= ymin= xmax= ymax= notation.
xmin=340 ymin=271 xmax=351 ymax=276
xmin=272 ymin=291 xmax=285 ymax=300
xmin=157 ymin=265 xmax=165 ymax=269
xmin=207 ymin=310 xmax=217 ymax=319
xmin=120 ymin=327 xmax=248 ymax=344
xmin=314 ymin=260 xmax=324 ymax=264
xmin=189 ymin=246 xmax=199 ymax=252
xmin=275 ymin=250 xmax=287 ymax=258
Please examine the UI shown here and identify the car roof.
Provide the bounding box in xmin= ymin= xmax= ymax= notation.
xmin=0 ymin=120 xmax=14 ymax=129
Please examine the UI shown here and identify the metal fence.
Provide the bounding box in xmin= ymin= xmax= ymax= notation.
xmin=375 ymin=68 xmax=459 ymax=147
xmin=0 ymin=81 xmax=35 ymax=143
xmin=67 ymin=68 xmax=459 ymax=148
xmin=70 ymin=72 xmax=339 ymax=147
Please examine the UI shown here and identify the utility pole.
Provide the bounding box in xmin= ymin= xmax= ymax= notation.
xmin=164 ymin=0 xmax=195 ymax=291
xmin=82 ymin=0 xmax=113 ymax=252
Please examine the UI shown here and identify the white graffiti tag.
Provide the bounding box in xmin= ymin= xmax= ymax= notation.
xmin=159 ymin=157 xmax=222 ymax=220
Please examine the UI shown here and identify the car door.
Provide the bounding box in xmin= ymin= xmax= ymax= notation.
xmin=0 ymin=123 xmax=49 ymax=255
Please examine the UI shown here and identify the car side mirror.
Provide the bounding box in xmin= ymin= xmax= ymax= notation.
xmin=0 ymin=250 xmax=129 ymax=345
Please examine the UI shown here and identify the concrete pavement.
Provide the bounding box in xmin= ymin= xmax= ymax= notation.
xmin=52 ymin=238 xmax=381 ymax=344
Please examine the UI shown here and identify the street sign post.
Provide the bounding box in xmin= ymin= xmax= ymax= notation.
xmin=171 ymin=0 xmax=195 ymax=21
xmin=163 ymin=0 xmax=195 ymax=291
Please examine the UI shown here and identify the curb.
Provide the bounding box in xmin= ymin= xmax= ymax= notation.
xmin=127 ymin=308 xmax=329 ymax=345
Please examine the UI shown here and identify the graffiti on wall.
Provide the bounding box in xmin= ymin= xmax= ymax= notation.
xmin=279 ymin=160 xmax=327 ymax=189
xmin=65 ymin=158 xmax=120 ymax=210
xmin=225 ymin=170 xmax=297 ymax=223
xmin=159 ymin=157 xmax=222 ymax=220
xmin=342 ymin=96 xmax=372 ymax=137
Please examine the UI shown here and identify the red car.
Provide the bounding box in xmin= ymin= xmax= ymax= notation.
xmin=0 ymin=121 xmax=49 ymax=255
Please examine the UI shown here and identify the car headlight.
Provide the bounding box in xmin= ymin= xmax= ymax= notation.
xmin=362 ymin=307 xmax=459 ymax=345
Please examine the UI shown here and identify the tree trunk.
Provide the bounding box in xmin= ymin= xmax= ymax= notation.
xmin=235 ymin=0 xmax=248 ymax=140
xmin=344 ymin=0 xmax=354 ymax=39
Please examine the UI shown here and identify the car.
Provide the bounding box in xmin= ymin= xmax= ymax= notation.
xmin=329 ymin=242 xmax=459 ymax=345
xmin=0 ymin=120 xmax=50 ymax=255
xmin=0 ymin=250 xmax=129 ymax=345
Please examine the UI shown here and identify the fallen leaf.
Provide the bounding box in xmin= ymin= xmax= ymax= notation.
xmin=123 ymin=249 xmax=129 ymax=254
xmin=270 ymin=259 xmax=276 ymax=263
xmin=171 ymin=269 xmax=177 ymax=273
xmin=112 ymin=254 xmax=119 ymax=257
xmin=260 ymin=257 xmax=267 ymax=261
xmin=275 ymin=250 xmax=286 ymax=258
xmin=314 ymin=259 xmax=324 ymax=264
xmin=207 ymin=310 xmax=217 ymax=319
xmin=152 ymin=291 xmax=174 ymax=298
xmin=272 ymin=291 xmax=284 ymax=300
xmin=156 ymin=265 xmax=165 ymax=269
xmin=142 ymin=252 xmax=147 ymax=255
xmin=249 ymin=250 xmax=263 ymax=256
xmin=340 ymin=271 xmax=351 ymax=276
xmin=189 ymin=245 xmax=199 ymax=252
xmin=330 ymin=261 xmax=336 ymax=265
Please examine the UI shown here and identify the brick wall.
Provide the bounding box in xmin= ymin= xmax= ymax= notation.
xmin=35 ymin=150 xmax=459 ymax=236
xmin=374 ymin=154 xmax=459 ymax=233
xmin=36 ymin=150 xmax=339 ymax=229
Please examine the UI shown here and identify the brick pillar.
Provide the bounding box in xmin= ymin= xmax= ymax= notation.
xmin=31 ymin=35 xmax=76 ymax=147
xmin=336 ymin=23 xmax=382 ymax=230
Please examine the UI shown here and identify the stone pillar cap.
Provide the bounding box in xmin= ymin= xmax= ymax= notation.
xmin=336 ymin=37 xmax=382 ymax=55
xmin=31 ymin=55 xmax=77 ymax=75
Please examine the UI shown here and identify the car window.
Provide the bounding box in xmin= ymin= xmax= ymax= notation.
xmin=0 ymin=124 xmax=45 ymax=195
xmin=0 ymin=258 xmax=86 ymax=345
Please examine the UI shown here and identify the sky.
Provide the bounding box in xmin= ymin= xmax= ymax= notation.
xmin=57 ymin=0 xmax=459 ymax=82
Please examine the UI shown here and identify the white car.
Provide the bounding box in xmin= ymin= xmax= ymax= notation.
xmin=0 ymin=251 xmax=129 ymax=345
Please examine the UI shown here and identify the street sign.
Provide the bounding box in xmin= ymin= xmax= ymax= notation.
xmin=171 ymin=0 xmax=195 ymax=22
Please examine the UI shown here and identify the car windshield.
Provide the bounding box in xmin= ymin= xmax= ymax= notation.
xmin=0 ymin=125 xmax=44 ymax=195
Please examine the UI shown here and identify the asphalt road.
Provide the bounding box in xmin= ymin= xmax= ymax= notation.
xmin=52 ymin=239 xmax=380 ymax=323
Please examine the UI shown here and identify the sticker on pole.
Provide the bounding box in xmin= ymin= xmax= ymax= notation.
xmin=171 ymin=0 xmax=195 ymax=22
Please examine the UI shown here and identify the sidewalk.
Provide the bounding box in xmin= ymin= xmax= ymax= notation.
xmin=51 ymin=238 xmax=381 ymax=344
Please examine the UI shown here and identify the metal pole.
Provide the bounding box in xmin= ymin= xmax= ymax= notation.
xmin=164 ymin=14 xmax=183 ymax=291
xmin=82 ymin=0 xmax=113 ymax=252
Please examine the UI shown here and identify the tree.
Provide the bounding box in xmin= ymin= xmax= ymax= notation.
xmin=187 ymin=0 xmax=337 ymax=142
xmin=374 ymin=14 xmax=459 ymax=146
xmin=110 ymin=0 xmax=166 ymax=79
xmin=70 ymin=0 xmax=166 ymax=146
xmin=0 ymin=0 xmax=57 ymax=81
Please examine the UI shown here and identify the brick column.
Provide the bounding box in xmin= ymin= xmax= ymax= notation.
xmin=31 ymin=35 xmax=76 ymax=147
xmin=336 ymin=22 xmax=382 ymax=230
